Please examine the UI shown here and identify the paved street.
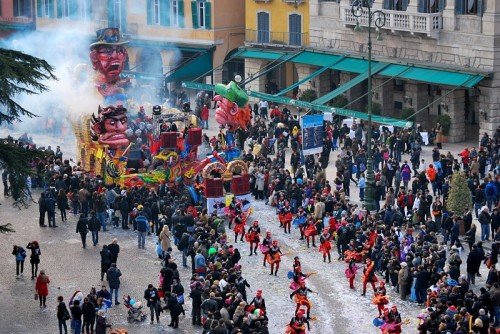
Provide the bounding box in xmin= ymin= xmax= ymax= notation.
xmin=0 ymin=132 xmax=493 ymax=334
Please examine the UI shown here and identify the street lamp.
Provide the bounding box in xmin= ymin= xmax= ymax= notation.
xmin=351 ymin=0 xmax=386 ymax=212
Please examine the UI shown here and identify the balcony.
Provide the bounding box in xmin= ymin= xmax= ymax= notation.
xmin=245 ymin=29 xmax=308 ymax=47
xmin=340 ymin=5 xmax=442 ymax=38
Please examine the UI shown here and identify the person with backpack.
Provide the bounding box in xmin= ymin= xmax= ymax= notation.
xmin=56 ymin=296 xmax=70 ymax=334
xmin=12 ymin=245 xmax=26 ymax=277
xmin=136 ymin=208 xmax=149 ymax=249
xmin=70 ymin=299 xmax=83 ymax=334
xmin=106 ymin=263 xmax=122 ymax=306
xmin=485 ymin=178 xmax=498 ymax=211
xmin=144 ymin=284 xmax=161 ymax=324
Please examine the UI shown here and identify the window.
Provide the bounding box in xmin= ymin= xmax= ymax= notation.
xmin=289 ymin=14 xmax=302 ymax=46
xmin=62 ymin=0 xmax=70 ymax=17
xmin=383 ymin=0 xmax=409 ymax=11
xmin=14 ymin=0 xmax=32 ymax=17
xmin=455 ymin=0 xmax=483 ymax=15
xmin=198 ymin=1 xmax=205 ymax=28
xmin=153 ymin=0 xmax=160 ymax=24
xmin=171 ymin=0 xmax=179 ymax=26
xmin=111 ymin=0 xmax=125 ymax=31
xmin=80 ymin=0 xmax=92 ymax=20
xmin=418 ymin=0 xmax=446 ymax=13
xmin=257 ymin=12 xmax=270 ymax=43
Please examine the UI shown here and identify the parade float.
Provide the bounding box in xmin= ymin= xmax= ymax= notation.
xmin=71 ymin=28 xmax=252 ymax=211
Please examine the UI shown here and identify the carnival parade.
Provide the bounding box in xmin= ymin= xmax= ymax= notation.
xmin=1 ymin=1 xmax=500 ymax=334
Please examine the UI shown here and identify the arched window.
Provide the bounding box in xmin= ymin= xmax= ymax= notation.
xmin=257 ymin=12 xmax=270 ymax=44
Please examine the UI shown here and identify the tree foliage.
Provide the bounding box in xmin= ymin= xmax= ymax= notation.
xmin=446 ymin=172 xmax=473 ymax=215
xmin=0 ymin=48 xmax=57 ymax=124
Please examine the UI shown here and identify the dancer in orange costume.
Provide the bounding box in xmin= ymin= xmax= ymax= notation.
xmin=279 ymin=202 xmax=293 ymax=234
xmin=372 ymin=281 xmax=389 ymax=316
xmin=286 ymin=309 xmax=310 ymax=334
xmin=304 ymin=218 xmax=318 ymax=248
xmin=318 ymin=228 xmax=333 ymax=263
xmin=245 ymin=221 xmax=261 ymax=256
xmin=361 ymin=258 xmax=378 ymax=297
xmin=233 ymin=212 xmax=245 ymax=243
xmin=267 ymin=240 xmax=283 ymax=276
xmin=290 ymin=281 xmax=316 ymax=320
xmin=260 ymin=231 xmax=272 ymax=267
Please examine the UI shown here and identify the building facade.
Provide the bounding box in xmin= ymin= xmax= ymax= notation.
xmin=243 ymin=0 xmax=310 ymax=96
xmin=0 ymin=0 xmax=36 ymax=38
xmin=31 ymin=0 xmax=245 ymax=93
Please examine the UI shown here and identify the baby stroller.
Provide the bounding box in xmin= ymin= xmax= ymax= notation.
xmin=123 ymin=296 xmax=147 ymax=323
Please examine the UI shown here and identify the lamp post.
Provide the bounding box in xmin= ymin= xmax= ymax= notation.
xmin=351 ymin=0 xmax=386 ymax=212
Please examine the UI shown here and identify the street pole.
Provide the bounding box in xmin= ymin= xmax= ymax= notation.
xmin=352 ymin=0 xmax=386 ymax=212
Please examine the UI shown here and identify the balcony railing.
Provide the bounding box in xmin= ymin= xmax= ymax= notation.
xmin=245 ymin=29 xmax=308 ymax=47
xmin=0 ymin=16 xmax=34 ymax=24
xmin=340 ymin=5 xmax=442 ymax=37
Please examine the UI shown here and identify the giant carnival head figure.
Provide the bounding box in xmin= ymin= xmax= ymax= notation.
xmin=213 ymin=81 xmax=251 ymax=130
xmin=91 ymin=105 xmax=129 ymax=149
xmin=89 ymin=28 xmax=128 ymax=81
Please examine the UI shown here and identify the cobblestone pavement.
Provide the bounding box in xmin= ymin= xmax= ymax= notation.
xmin=0 ymin=121 xmax=491 ymax=334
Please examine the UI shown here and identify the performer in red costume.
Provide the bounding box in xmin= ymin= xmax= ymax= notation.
xmin=91 ymin=105 xmax=129 ymax=149
xmin=361 ymin=258 xmax=378 ymax=297
xmin=318 ymin=227 xmax=333 ymax=263
xmin=267 ymin=240 xmax=283 ymax=276
xmin=245 ymin=221 xmax=261 ymax=256
xmin=233 ymin=212 xmax=246 ymax=243
xmin=304 ymin=219 xmax=318 ymax=248
xmin=279 ymin=202 xmax=293 ymax=234
xmin=345 ymin=258 xmax=359 ymax=289
xmin=260 ymin=231 xmax=272 ymax=267
xmin=290 ymin=281 xmax=316 ymax=320
xmin=286 ymin=309 xmax=310 ymax=334
xmin=372 ymin=281 xmax=389 ymax=316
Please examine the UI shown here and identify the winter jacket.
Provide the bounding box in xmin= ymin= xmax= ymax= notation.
xmin=106 ymin=267 xmax=122 ymax=289
xmin=76 ymin=217 xmax=88 ymax=234
xmin=35 ymin=274 xmax=50 ymax=296
xmin=95 ymin=315 xmax=111 ymax=334
xmin=100 ymin=249 xmax=113 ymax=266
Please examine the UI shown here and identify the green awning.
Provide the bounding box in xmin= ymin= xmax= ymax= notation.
xmin=238 ymin=48 xmax=486 ymax=88
xmin=292 ymin=51 xmax=342 ymax=67
xmin=165 ymin=51 xmax=213 ymax=83
xmin=239 ymin=49 xmax=285 ymax=61
xmin=276 ymin=57 xmax=347 ymax=96
xmin=312 ymin=62 xmax=389 ymax=105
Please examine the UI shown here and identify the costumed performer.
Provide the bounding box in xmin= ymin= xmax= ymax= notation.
xmin=318 ymin=227 xmax=333 ymax=263
xmin=260 ymin=231 xmax=272 ymax=267
xmin=286 ymin=309 xmax=310 ymax=334
xmin=290 ymin=281 xmax=316 ymax=320
xmin=267 ymin=240 xmax=283 ymax=276
xmin=245 ymin=221 xmax=261 ymax=256
xmin=362 ymin=258 xmax=378 ymax=297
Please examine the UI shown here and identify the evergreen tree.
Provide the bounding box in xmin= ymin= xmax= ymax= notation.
xmin=446 ymin=172 xmax=473 ymax=215
xmin=0 ymin=48 xmax=56 ymax=228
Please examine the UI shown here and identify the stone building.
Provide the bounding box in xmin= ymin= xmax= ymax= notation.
xmin=242 ymin=0 xmax=497 ymax=142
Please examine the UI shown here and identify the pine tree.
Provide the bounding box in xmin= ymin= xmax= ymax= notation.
xmin=445 ymin=172 xmax=473 ymax=215
xmin=0 ymin=48 xmax=56 ymax=228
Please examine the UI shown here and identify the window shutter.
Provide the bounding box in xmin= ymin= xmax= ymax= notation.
xmin=69 ymin=0 xmax=78 ymax=19
xmin=438 ymin=0 xmax=445 ymax=11
xmin=14 ymin=0 xmax=19 ymax=16
xmin=178 ymin=0 xmax=185 ymax=27
xmin=48 ymin=0 xmax=55 ymax=17
xmin=204 ymin=1 xmax=211 ymax=29
xmin=191 ymin=1 xmax=198 ymax=29
xmin=57 ymin=0 xmax=62 ymax=17
xmin=147 ymin=0 xmax=153 ymax=25
xmin=108 ymin=0 xmax=115 ymax=26
xmin=402 ymin=0 xmax=409 ymax=10
xmin=160 ymin=0 xmax=171 ymax=26
xmin=37 ymin=0 xmax=42 ymax=17
xmin=477 ymin=0 xmax=483 ymax=16
xmin=120 ymin=0 xmax=127 ymax=32
xmin=417 ymin=0 xmax=427 ymax=12
xmin=455 ymin=0 xmax=464 ymax=14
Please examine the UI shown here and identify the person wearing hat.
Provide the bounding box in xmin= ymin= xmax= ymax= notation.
xmin=249 ymin=289 xmax=266 ymax=314
xmin=397 ymin=262 xmax=409 ymax=300
xmin=287 ymin=309 xmax=310 ymax=334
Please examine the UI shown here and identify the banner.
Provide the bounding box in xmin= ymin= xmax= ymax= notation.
xmin=301 ymin=114 xmax=324 ymax=156
xmin=206 ymin=193 xmax=252 ymax=216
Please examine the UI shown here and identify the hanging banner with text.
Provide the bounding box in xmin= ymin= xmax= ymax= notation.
xmin=301 ymin=114 xmax=324 ymax=156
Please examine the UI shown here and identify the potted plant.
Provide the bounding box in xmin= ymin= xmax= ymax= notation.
xmin=299 ymin=89 xmax=317 ymax=102
xmin=435 ymin=114 xmax=451 ymax=135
